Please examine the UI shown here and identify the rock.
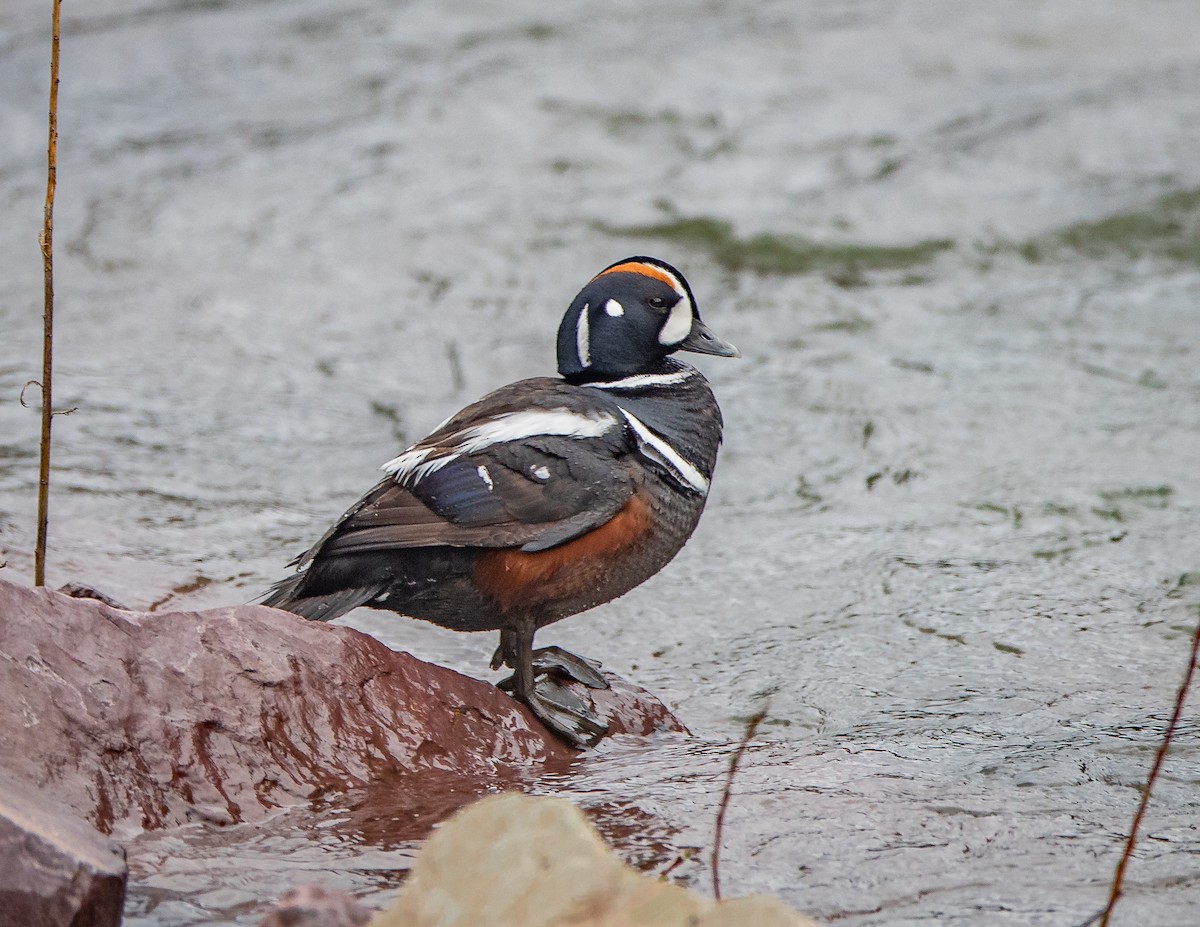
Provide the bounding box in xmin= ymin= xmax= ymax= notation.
xmin=0 ymin=578 xmax=684 ymax=835
xmin=373 ymin=793 xmax=820 ymax=927
xmin=0 ymin=770 xmax=127 ymax=927
xmin=259 ymin=885 xmax=373 ymax=927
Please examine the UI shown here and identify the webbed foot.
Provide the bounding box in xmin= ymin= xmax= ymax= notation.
xmin=521 ymin=677 xmax=608 ymax=748
xmin=529 ymin=645 xmax=609 ymax=690
xmin=492 ymin=633 xmax=610 ymax=747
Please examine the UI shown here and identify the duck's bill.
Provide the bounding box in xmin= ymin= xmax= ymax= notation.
xmin=680 ymin=319 xmax=740 ymax=358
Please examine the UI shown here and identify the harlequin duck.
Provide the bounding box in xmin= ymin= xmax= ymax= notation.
xmin=261 ymin=257 xmax=738 ymax=745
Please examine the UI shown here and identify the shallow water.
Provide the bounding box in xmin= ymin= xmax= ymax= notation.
xmin=3 ymin=1 xmax=1200 ymax=924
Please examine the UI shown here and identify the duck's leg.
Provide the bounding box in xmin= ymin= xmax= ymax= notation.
xmin=493 ymin=624 xmax=608 ymax=748
xmin=490 ymin=636 xmax=608 ymax=689
xmin=490 ymin=627 xmax=520 ymax=672
xmin=511 ymin=624 xmax=536 ymax=704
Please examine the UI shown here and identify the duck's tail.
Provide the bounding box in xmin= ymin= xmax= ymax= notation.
xmin=256 ymin=572 xmax=384 ymax=623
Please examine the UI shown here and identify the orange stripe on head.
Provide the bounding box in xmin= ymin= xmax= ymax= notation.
xmin=594 ymin=261 xmax=681 ymax=292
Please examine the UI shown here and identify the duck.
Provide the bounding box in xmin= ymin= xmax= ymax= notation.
xmin=261 ymin=256 xmax=739 ymax=745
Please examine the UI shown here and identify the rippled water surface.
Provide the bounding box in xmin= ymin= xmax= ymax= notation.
xmin=3 ymin=1 xmax=1200 ymax=924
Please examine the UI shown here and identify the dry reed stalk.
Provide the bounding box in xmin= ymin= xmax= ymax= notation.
xmin=34 ymin=0 xmax=63 ymax=586
xmin=711 ymin=704 xmax=768 ymax=901
xmin=1092 ymin=609 xmax=1200 ymax=927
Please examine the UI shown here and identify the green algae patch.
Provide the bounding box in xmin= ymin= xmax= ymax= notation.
xmin=599 ymin=216 xmax=954 ymax=280
xmin=1024 ymin=187 xmax=1200 ymax=265
xmin=1099 ymin=485 xmax=1174 ymax=509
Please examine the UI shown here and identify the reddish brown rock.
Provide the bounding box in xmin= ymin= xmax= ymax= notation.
xmin=0 ymin=770 xmax=127 ymax=927
xmin=0 ymin=578 xmax=684 ymax=835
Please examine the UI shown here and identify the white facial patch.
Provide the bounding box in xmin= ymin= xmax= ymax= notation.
xmin=618 ymin=407 xmax=709 ymax=494
xmin=576 ymin=301 xmax=591 ymax=368
xmin=383 ymin=408 xmax=619 ymax=484
xmin=658 ymin=294 xmax=694 ymax=346
xmin=604 ymin=298 xmax=624 ymax=317
xmin=644 ymin=265 xmax=695 ymax=347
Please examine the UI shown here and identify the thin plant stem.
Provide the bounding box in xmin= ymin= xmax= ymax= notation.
xmin=35 ymin=0 xmax=62 ymax=586
xmin=1096 ymin=609 xmax=1200 ymax=926
xmin=711 ymin=704 xmax=768 ymax=901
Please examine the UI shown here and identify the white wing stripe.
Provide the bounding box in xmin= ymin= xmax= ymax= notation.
xmin=455 ymin=409 xmax=617 ymax=451
xmin=382 ymin=409 xmax=619 ymax=484
xmin=381 ymin=445 xmax=434 ymax=476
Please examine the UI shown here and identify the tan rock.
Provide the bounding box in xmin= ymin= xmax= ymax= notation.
xmin=260 ymin=885 xmax=373 ymax=926
xmin=373 ymin=793 xmax=819 ymax=927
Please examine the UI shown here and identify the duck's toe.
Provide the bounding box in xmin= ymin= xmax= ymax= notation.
xmin=521 ymin=677 xmax=609 ymax=748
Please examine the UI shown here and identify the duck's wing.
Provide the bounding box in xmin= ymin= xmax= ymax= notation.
xmin=290 ymin=378 xmax=639 ymax=567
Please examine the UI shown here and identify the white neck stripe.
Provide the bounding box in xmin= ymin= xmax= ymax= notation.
xmin=618 ymin=407 xmax=709 ymax=494
xmin=576 ymin=302 xmax=591 ymax=368
xmin=588 ymin=368 xmax=696 ymax=391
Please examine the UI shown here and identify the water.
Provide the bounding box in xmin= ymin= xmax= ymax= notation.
xmin=2 ymin=1 xmax=1200 ymax=923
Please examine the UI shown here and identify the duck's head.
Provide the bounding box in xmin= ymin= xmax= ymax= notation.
xmin=557 ymin=256 xmax=739 ymax=382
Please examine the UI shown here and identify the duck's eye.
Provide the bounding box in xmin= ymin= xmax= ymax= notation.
xmin=647 ymin=296 xmax=668 ymax=310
